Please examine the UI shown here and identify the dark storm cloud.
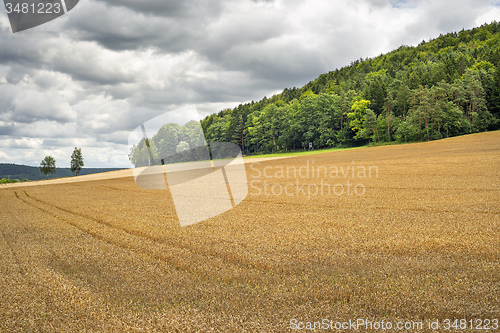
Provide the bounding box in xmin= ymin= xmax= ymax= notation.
xmin=65 ymin=0 xmax=224 ymax=52
xmin=65 ymin=3 xmax=196 ymax=52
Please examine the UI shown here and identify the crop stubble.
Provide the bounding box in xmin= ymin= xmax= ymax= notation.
xmin=0 ymin=132 xmax=499 ymax=332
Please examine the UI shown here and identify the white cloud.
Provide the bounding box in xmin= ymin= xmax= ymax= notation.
xmin=0 ymin=137 xmax=44 ymax=149
xmin=475 ymin=5 xmax=500 ymax=26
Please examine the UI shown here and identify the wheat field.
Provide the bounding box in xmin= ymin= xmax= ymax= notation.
xmin=0 ymin=132 xmax=499 ymax=332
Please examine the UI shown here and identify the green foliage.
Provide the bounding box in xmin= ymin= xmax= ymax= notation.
xmin=129 ymin=120 xmax=209 ymax=167
xmin=40 ymin=155 xmax=56 ymax=180
xmin=2 ymin=178 xmax=30 ymax=184
xmin=299 ymin=89 xmax=317 ymax=100
xmin=128 ymin=138 xmax=158 ymax=168
xmin=348 ymin=100 xmax=372 ymax=140
xmin=197 ymin=22 xmax=500 ymax=154
xmin=0 ymin=178 xmax=30 ymax=184
xmin=361 ymin=109 xmax=379 ymax=142
xmin=70 ymin=147 xmax=84 ymax=176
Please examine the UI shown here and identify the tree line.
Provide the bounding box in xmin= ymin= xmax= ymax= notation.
xmin=128 ymin=120 xmax=207 ymax=167
xmin=199 ymin=22 xmax=500 ymax=155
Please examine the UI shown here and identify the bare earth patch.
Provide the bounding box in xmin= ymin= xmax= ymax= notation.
xmin=0 ymin=132 xmax=498 ymax=332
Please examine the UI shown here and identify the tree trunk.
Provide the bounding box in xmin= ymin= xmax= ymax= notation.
xmin=241 ymin=132 xmax=244 ymax=155
xmin=387 ymin=104 xmax=391 ymax=143
xmin=419 ymin=116 xmax=423 ymax=142
xmin=387 ymin=115 xmax=391 ymax=142
xmin=426 ymin=117 xmax=430 ymax=141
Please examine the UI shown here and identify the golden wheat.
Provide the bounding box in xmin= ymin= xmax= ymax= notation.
xmin=0 ymin=132 xmax=498 ymax=332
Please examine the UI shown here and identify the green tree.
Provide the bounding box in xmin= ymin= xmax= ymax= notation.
xmin=40 ymin=155 xmax=56 ymax=180
xmin=463 ymin=70 xmax=489 ymax=132
xmin=394 ymin=83 xmax=411 ymax=117
xmin=129 ymin=138 xmax=158 ymax=167
xmin=300 ymin=89 xmax=317 ymax=100
xmin=384 ymin=92 xmax=395 ymax=142
xmin=176 ymin=141 xmax=190 ymax=153
xmin=70 ymin=147 xmax=84 ymax=176
xmin=412 ymin=86 xmax=432 ymax=141
xmin=361 ymin=109 xmax=379 ymax=142
xmin=348 ymin=99 xmax=371 ymax=140
xmin=442 ymin=101 xmax=465 ymax=138
xmin=174 ymin=141 xmax=192 ymax=163
xmin=154 ymin=123 xmax=181 ymax=160
xmin=181 ymin=120 xmax=207 ymax=161
xmin=363 ymin=75 xmax=386 ymax=115
xmin=395 ymin=119 xmax=411 ymax=142
xmin=231 ymin=114 xmax=246 ymax=151
xmin=317 ymin=93 xmax=342 ymax=147
xmin=249 ymin=104 xmax=287 ymax=153
xmin=205 ymin=117 xmax=226 ymax=144
xmin=282 ymin=100 xmax=302 ymax=151
xmin=488 ymin=62 xmax=500 ymax=123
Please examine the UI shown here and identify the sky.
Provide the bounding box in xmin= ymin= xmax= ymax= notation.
xmin=0 ymin=0 xmax=499 ymax=168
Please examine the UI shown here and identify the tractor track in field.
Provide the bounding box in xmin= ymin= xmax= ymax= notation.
xmin=13 ymin=189 xmax=275 ymax=280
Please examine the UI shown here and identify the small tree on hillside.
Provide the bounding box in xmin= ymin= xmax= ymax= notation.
xmin=70 ymin=147 xmax=84 ymax=176
xmin=40 ymin=155 xmax=56 ymax=180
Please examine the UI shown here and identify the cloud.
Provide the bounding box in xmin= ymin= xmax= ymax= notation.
xmin=0 ymin=0 xmax=498 ymax=168
xmin=0 ymin=137 xmax=44 ymax=149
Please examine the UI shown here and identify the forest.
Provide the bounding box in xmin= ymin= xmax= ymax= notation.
xmin=128 ymin=22 xmax=500 ymax=164
xmin=200 ymin=22 xmax=500 ymax=155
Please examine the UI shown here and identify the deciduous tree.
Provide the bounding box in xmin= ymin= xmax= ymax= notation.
xmin=40 ymin=155 xmax=56 ymax=180
xmin=70 ymin=147 xmax=84 ymax=176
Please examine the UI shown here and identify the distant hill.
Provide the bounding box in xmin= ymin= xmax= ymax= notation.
xmin=0 ymin=163 xmax=126 ymax=181
xmin=200 ymin=22 xmax=500 ymax=155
